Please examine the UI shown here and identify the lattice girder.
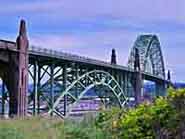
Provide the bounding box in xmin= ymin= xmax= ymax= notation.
xmin=48 ymin=70 xmax=128 ymax=117
xmin=128 ymin=35 xmax=165 ymax=79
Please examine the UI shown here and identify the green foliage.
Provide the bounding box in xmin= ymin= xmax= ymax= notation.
xmin=0 ymin=89 xmax=185 ymax=139
xmin=167 ymin=88 xmax=185 ymax=138
xmin=120 ymin=98 xmax=175 ymax=139
xmin=0 ymin=117 xmax=64 ymax=139
xmin=0 ymin=127 xmax=23 ymax=139
xmin=96 ymin=88 xmax=185 ymax=139
xmin=0 ymin=116 xmax=106 ymax=139
xmin=95 ymin=107 xmax=125 ymax=138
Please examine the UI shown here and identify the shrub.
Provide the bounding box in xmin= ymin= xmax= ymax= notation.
xmin=96 ymin=88 xmax=185 ymax=139
xmin=0 ymin=89 xmax=184 ymax=139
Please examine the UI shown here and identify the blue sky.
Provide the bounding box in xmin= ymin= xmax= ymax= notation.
xmin=0 ymin=0 xmax=184 ymax=82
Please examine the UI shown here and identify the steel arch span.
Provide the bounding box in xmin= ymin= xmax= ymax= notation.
xmin=48 ymin=70 xmax=128 ymax=118
xmin=128 ymin=35 xmax=165 ymax=79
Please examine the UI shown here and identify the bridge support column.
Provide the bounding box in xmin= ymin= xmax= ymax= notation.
xmin=63 ymin=64 xmax=67 ymax=116
xmin=133 ymin=48 xmax=142 ymax=104
xmin=75 ymin=64 xmax=79 ymax=98
xmin=33 ymin=61 xmax=39 ymax=116
xmin=37 ymin=66 xmax=41 ymax=114
xmin=1 ymin=82 xmax=5 ymax=116
xmin=155 ymin=81 xmax=166 ymax=97
xmin=111 ymin=49 xmax=117 ymax=65
xmin=50 ymin=63 xmax=55 ymax=117
xmin=134 ymin=71 xmax=142 ymax=104
xmin=120 ymin=72 xmax=124 ymax=94
xmin=8 ymin=20 xmax=28 ymax=117
xmin=124 ymin=73 xmax=129 ymax=97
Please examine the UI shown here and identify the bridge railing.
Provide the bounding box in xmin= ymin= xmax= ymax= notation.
xmin=29 ymin=46 xmax=166 ymax=81
xmin=29 ymin=45 xmax=133 ymax=72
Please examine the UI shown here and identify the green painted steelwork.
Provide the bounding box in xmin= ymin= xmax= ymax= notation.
xmin=128 ymin=35 xmax=165 ymax=79
xmin=48 ymin=70 xmax=128 ymax=118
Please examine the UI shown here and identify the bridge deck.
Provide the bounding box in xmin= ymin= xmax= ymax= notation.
xmin=29 ymin=45 xmax=134 ymax=72
xmin=0 ymin=39 xmax=166 ymax=82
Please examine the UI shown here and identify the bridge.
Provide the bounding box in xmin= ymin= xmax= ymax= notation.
xmin=0 ymin=20 xmax=171 ymax=118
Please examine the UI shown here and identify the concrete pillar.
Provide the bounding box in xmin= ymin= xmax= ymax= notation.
xmin=167 ymin=70 xmax=171 ymax=81
xmin=1 ymin=82 xmax=5 ymax=116
xmin=167 ymin=70 xmax=172 ymax=88
xmin=134 ymin=48 xmax=142 ymax=104
xmin=111 ymin=49 xmax=117 ymax=65
xmin=17 ymin=20 xmax=29 ymax=117
xmin=134 ymin=71 xmax=142 ymax=104
xmin=8 ymin=20 xmax=29 ymax=117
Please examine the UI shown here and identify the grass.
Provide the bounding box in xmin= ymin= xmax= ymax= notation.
xmin=0 ymin=114 xmax=110 ymax=139
xmin=0 ymin=117 xmax=63 ymax=139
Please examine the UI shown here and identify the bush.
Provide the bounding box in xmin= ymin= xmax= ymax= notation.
xmin=0 ymin=89 xmax=184 ymax=139
xmin=96 ymin=88 xmax=185 ymax=139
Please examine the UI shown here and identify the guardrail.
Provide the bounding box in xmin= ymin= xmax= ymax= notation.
xmin=29 ymin=45 xmax=133 ymax=72
xmin=0 ymin=39 xmax=165 ymax=81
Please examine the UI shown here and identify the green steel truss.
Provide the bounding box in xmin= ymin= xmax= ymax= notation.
xmin=128 ymin=35 xmax=165 ymax=79
xmin=48 ymin=70 xmax=128 ymax=117
xmin=0 ymin=35 xmax=168 ymax=118
xmin=27 ymin=61 xmax=131 ymax=118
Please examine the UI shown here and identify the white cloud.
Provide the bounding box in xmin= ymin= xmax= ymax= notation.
xmin=0 ymin=0 xmax=184 ymax=82
xmin=29 ymin=31 xmax=185 ymax=82
xmin=1 ymin=0 xmax=185 ymax=23
xmin=30 ymin=30 xmax=137 ymax=64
